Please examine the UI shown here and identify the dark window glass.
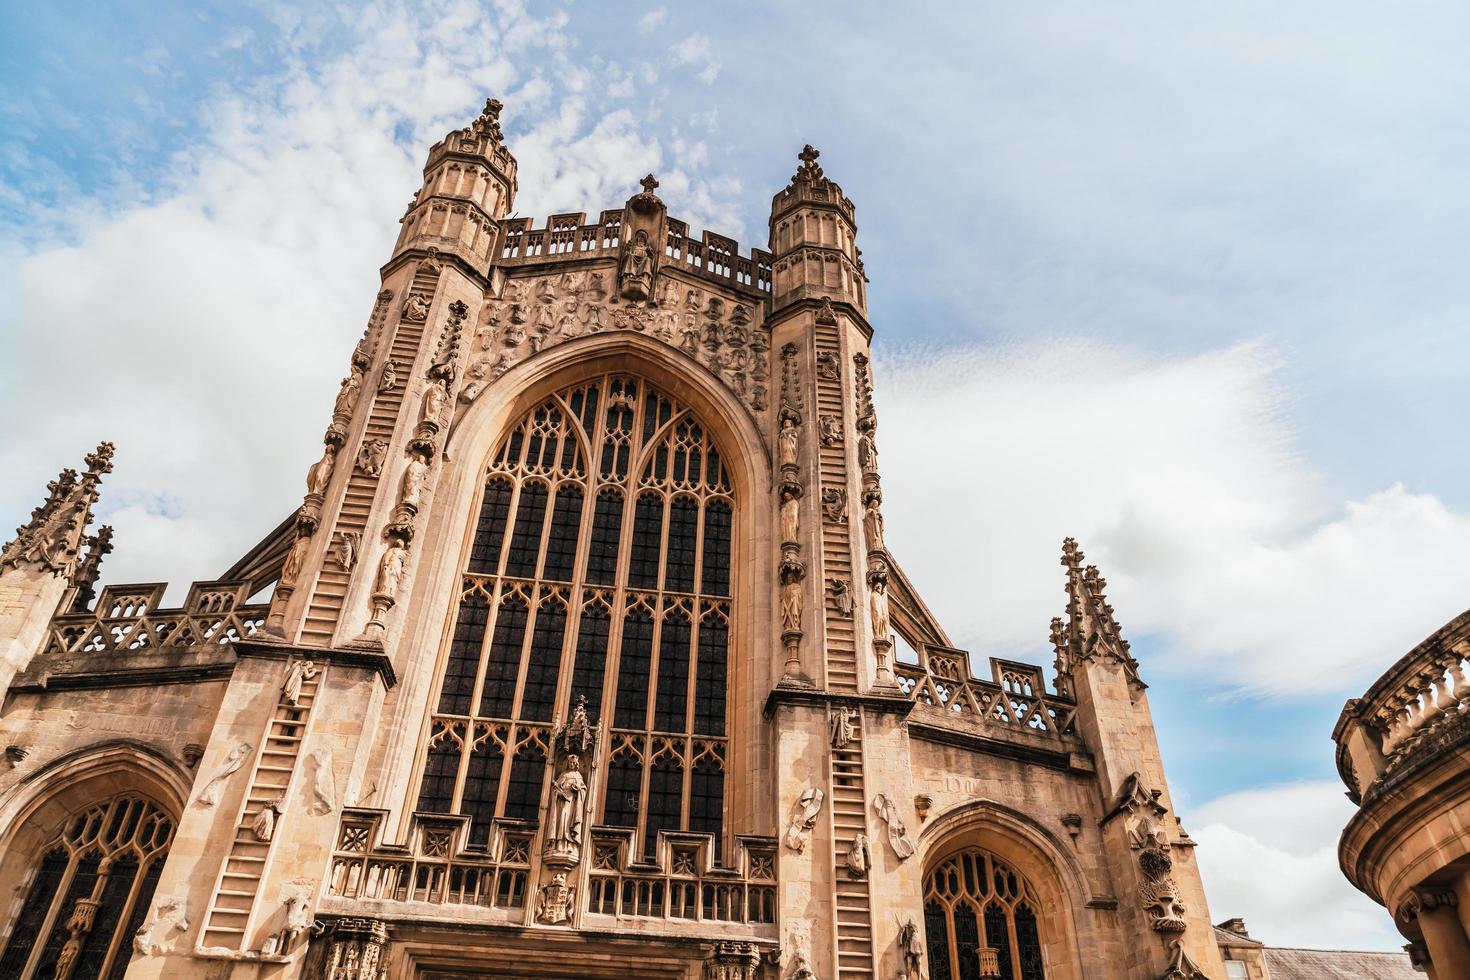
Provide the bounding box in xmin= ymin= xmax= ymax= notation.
xmin=570 ymin=601 xmax=612 ymax=719
xmin=468 ymin=478 xmax=513 ymax=574
xmin=438 ymin=593 xmax=488 ymax=715
xmin=689 ymin=755 xmax=724 ymax=861
xmin=694 ymin=612 xmax=728 ymax=736
xmin=35 ymin=854 xmax=100 ymax=977
xmin=478 ymin=593 xmax=528 ymax=718
xmin=924 ymin=900 xmax=954 ymax=980
xmin=1016 ymin=903 xmax=1045 ymax=980
xmin=110 ymin=859 xmax=163 ymax=980
xmin=74 ymin=853 xmax=138 ymax=978
xmin=628 ymin=495 xmax=664 ymax=589
xmin=504 ymin=482 xmax=549 ymax=578
xmin=585 ymin=490 xmax=624 ymax=585
xmin=603 ymin=754 xmax=642 ymax=828
xmin=0 ymin=848 xmax=68 ymax=975
xmin=542 ymin=485 xmax=584 ymax=581
xmin=416 ymin=737 xmax=461 ymax=813
xmin=504 ymin=743 xmax=546 ymax=822
xmin=463 ymin=738 xmax=505 ymax=846
xmin=664 ymin=497 xmax=699 ymax=593
xmin=520 ymin=600 xmax=567 ymax=722
xmin=986 ymin=903 xmax=1015 ymax=980
xmin=614 ymin=607 xmax=654 ymax=728
xmin=654 ymin=609 xmax=692 ymax=733
xmin=644 ymin=756 xmax=683 ymax=858
xmin=954 ymin=903 xmax=981 ymax=980
xmin=700 ymin=499 xmax=732 ymax=596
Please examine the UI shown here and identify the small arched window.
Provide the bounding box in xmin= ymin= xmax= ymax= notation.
xmin=923 ymin=847 xmax=1047 ymax=980
xmin=416 ymin=375 xmax=735 ymax=859
xmin=0 ymin=793 xmax=175 ymax=980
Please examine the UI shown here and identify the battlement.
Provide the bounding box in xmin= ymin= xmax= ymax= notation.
xmin=499 ymin=210 xmax=772 ymax=298
xmin=895 ymin=644 xmax=1081 ymax=744
xmin=42 ymin=579 xmax=267 ymax=658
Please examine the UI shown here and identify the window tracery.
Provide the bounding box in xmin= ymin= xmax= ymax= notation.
xmin=923 ymin=847 xmax=1047 ymax=980
xmin=416 ymin=375 xmax=734 ymax=860
xmin=0 ymin=793 xmax=175 ymax=980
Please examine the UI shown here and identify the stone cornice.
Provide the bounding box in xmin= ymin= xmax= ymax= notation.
xmin=762 ymin=684 xmax=914 ymax=720
xmin=235 ymin=638 xmax=398 ymax=688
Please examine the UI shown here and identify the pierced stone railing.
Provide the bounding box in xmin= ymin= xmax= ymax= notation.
xmin=584 ymin=828 xmax=777 ymax=929
xmin=43 ymin=581 xmax=266 ymax=656
xmin=498 ymin=211 xmax=773 ymax=295
xmin=1336 ymin=609 xmax=1470 ymax=801
xmin=895 ymin=646 xmax=1079 ymax=740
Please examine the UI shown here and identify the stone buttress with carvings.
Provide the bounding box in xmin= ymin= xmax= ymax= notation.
xmin=0 ymin=101 xmax=1227 ymax=980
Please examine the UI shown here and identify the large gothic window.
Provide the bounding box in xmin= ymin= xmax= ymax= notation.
xmin=416 ymin=375 xmax=734 ymax=861
xmin=923 ymin=848 xmax=1047 ymax=980
xmin=0 ymin=794 xmax=174 ymax=980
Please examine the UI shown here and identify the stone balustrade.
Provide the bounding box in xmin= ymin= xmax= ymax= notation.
xmin=895 ymin=646 xmax=1079 ymax=742
xmin=43 ymin=580 xmax=266 ymax=657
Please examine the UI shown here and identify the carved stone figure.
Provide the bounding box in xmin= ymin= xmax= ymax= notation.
xmin=421 ymin=377 xmax=448 ymax=428
xmin=786 ymin=952 xmax=816 ymax=980
xmin=872 ymin=793 xmax=915 ymax=859
xmin=251 ymin=797 xmax=283 ymax=842
xmin=858 ymin=429 xmax=879 ymax=477
xmin=620 ymin=228 xmax=655 ymax=300
xmin=305 ymin=445 xmax=337 ymax=497
xmin=863 ymin=497 xmax=885 ymax=553
xmin=333 ymin=370 xmax=362 ymax=419
xmin=659 ymin=278 xmax=680 ymax=309
xmin=282 ymin=659 xmax=318 ymax=706
xmin=778 ymin=412 xmax=800 ymax=470
xmin=831 ymin=705 xmax=857 ymax=748
xmin=899 ymin=918 xmax=924 ymax=980
xmin=333 ymin=530 xmax=360 ymax=571
xmin=845 ymin=832 xmax=871 ymax=878
xmin=869 ymin=573 xmax=891 ymax=642
xmin=374 ymin=541 xmax=407 ymax=599
xmin=818 ymin=414 xmax=842 ymax=446
xmin=403 ymin=292 xmax=431 ymax=322
xmin=398 ymin=456 xmax=429 ymax=513
xmin=781 ymin=578 xmax=802 ymax=635
xmin=830 ymin=577 xmax=854 ymax=615
xmin=378 ymin=358 xmax=398 ymax=394
xmin=280 ymin=531 xmax=312 ymax=589
xmin=277 ymin=893 xmax=312 ymax=954
xmin=356 ymin=439 xmax=388 ymax=477
xmin=783 ymin=786 xmax=824 ymax=852
xmin=1139 ymin=846 xmax=1188 ymax=933
xmin=780 ymin=483 xmax=801 ymax=544
xmin=538 ymin=872 xmax=576 ymax=924
xmin=546 ymin=755 xmax=588 ymax=856
xmin=816 ymin=351 xmax=840 ymax=382
xmin=197 ymin=740 xmax=252 ymax=808
xmin=821 ymin=487 xmax=847 ymax=524
xmin=133 ymin=899 xmax=188 ymax=956
xmin=309 ymin=748 xmax=336 ymax=815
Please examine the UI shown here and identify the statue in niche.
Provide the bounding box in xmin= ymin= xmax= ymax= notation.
xmin=421 ymin=378 xmax=448 ymax=428
xmin=858 ymin=429 xmax=879 ymax=477
xmin=378 ymin=358 xmax=398 ymax=394
xmin=398 ymin=456 xmax=429 ymax=513
xmin=309 ymin=748 xmax=335 ymax=815
xmin=374 ymin=541 xmax=407 ymax=599
xmin=899 ymin=919 xmax=924 ymax=980
xmin=251 ymin=797 xmax=283 ymax=842
xmin=333 ymin=369 xmax=362 ymax=419
xmin=830 ymin=705 xmax=857 ymax=748
xmin=822 ymin=487 xmax=847 ymax=524
xmin=869 ymin=571 xmax=891 ymax=641
xmin=783 ymin=786 xmax=824 ymax=852
xmin=818 ymin=414 xmax=842 ymax=446
xmin=305 ymin=445 xmax=336 ymax=497
xmin=845 ymin=832 xmax=871 ymax=879
xmin=282 ymin=660 xmax=318 ymax=706
xmin=780 ymin=483 xmax=801 ymax=544
xmin=829 ymin=577 xmax=853 ymax=615
xmin=402 ymin=292 xmax=431 ymax=322
xmin=778 ymin=412 xmax=801 ymax=470
xmin=545 ymin=755 xmax=588 ymax=855
xmin=356 ymin=439 xmax=388 ymax=477
xmin=280 ymin=532 xmax=312 ymax=589
xmin=619 ymin=228 xmax=655 ymax=301
xmin=872 ymin=793 xmax=915 ymax=859
xmin=679 ymin=320 xmax=699 ymax=354
xmin=863 ymin=497 xmax=885 ymax=553
xmin=196 ymin=740 xmax=252 ymax=807
xmin=781 ymin=578 xmax=802 ymax=634
xmin=538 ymin=872 xmax=576 ymax=924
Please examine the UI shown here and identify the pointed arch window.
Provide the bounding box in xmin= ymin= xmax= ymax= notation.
xmin=416 ymin=375 xmax=735 ymax=862
xmin=923 ymin=847 xmax=1048 ymax=980
xmin=0 ymin=793 xmax=175 ymax=980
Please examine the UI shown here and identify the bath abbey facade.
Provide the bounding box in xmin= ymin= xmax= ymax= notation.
xmin=0 ymin=100 xmax=1263 ymax=979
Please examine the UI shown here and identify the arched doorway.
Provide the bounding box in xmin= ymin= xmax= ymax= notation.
xmin=923 ymin=846 xmax=1048 ymax=980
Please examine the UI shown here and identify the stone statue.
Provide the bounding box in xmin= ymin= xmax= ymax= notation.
xmin=783 ymin=786 xmax=824 ymax=852
xmin=830 ymin=577 xmax=854 ymax=615
xmin=333 ymin=369 xmax=362 ymax=418
xmin=822 ymin=487 xmax=847 ymax=524
xmin=378 ymin=358 xmax=398 ymax=394
xmin=899 ymin=918 xmax=924 ymax=979
xmin=196 ymin=740 xmax=252 ymax=808
xmin=818 ymin=414 xmax=842 ymax=446
xmin=869 ymin=575 xmax=891 ymax=641
xmin=403 ymin=292 xmax=431 ymax=322
xmin=281 ymin=659 xmax=318 ymax=706
xmin=309 ymin=748 xmax=335 ymax=815
xmin=872 ymin=793 xmax=915 ymax=860
xmin=859 ymin=430 xmax=879 ymax=476
xmin=831 ymin=705 xmax=857 ymax=748
xmin=333 ymin=530 xmax=360 ymax=571
xmin=251 ymin=797 xmax=283 ymax=842
xmin=546 ymin=755 xmax=588 ymax=852
xmin=845 ymin=832 xmax=871 ymax=879
xmin=538 ymin=872 xmax=576 ymax=924
xmin=421 ymin=377 xmax=448 ymax=428
xmin=780 ymin=484 xmax=801 ymax=544
xmin=277 ymin=894 xmax=312 ymax=953
xmin=280 ymin=532 xmax=312 ymax=589
xmin=305 ymin=445 xmax=336 ymax=497
xmin=863 ymin=497 xmax=885 ymax=553
xmin=374 ymin=541 xmax=407 ymax=599
xmin=659 ymin=278 xmax=680 ymax=308
xmin=133 ymin=899 xmax=188 ymax=956
xmin=620 ymin=228 xmax=655 ymax=300
xmin=778 ymin=412 xmax=800 ymax=470
xmin=399 ymin=456 xmax=429 ymax=512
xmin=356 ymin=439 xmax=388 ymax=477
xmin=781 ymin=578 xmax=802 ymax=634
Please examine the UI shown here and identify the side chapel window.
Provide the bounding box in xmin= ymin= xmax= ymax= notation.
xmin=0 ymin=794 xmax=175 ymax=980
xmin=923 ymin=848 xmax=1047 ymax=980
xmin=416 ymin=375 xmax=734 ymax=860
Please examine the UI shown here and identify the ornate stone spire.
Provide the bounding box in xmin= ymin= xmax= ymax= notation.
xmin=1 ymin=442 xmax=114 ymax=581
xmin=792 ymin=144 xmax=825 ymax=184
xmin=470 ymin=98 xmax=504 ymax=143
xmin=1052 ymin=537 xmax=1143 ymax=694
xmin=768 ymin=144 xmax=865 ymax=315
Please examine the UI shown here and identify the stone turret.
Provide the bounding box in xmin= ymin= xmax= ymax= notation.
xmin=768 ymin=145 xmax=866 ymax=317
xmin=0 ymin=442 xmax=114 ymax=696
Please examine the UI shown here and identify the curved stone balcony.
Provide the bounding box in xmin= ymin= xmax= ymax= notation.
xmin=1335 ymin=607 xmax=1470 ymax=978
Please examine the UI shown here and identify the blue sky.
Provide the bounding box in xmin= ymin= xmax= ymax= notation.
xmin=3 ymin=0 xmax=1468 ymax=951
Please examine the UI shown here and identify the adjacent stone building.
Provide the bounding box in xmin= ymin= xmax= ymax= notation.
xmin=0 ymin=99 xmax=1276 ymax=979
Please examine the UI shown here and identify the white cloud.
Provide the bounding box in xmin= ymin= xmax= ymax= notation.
xmin=1189 ymin=781 xmax=1402 ymax=951
xmin=637 ymin=8 xmax=667 ymax=34
xmin=877 ymin=339 xmax=1470 ymax=696
xmin=670 ymin=34 xmax=721 ymax=84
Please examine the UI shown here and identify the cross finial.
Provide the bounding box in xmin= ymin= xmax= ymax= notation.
xmin=640 ymin=174 xmax=659 ymax=194
xmin=794 ymin=144 xmax=824 ymax=182
xmin=483 ymin=98 xmax=503 ymax=120
xmin=798 ymin=144 xmax=820 ymax=166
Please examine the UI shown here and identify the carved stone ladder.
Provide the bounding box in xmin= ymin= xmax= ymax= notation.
xmin=814 ymin=319 xmax=859 ymax=691
xmin=830 ymin=708 xmax=875 ymax=978
xmin=199 ymin=663 xmax=327 ymax=951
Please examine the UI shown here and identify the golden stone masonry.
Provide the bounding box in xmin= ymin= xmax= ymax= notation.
xmin=0 ymin=100 xmax=1426 ymax=979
